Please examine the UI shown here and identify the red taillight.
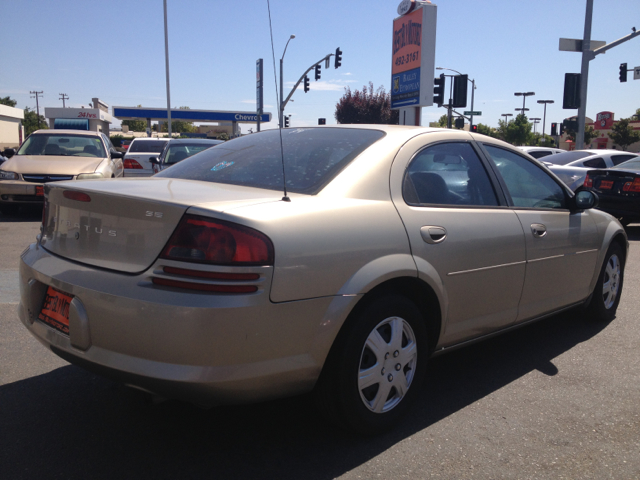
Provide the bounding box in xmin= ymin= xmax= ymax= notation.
xmin=584 ymin=174 xmax=593 ymax=188
xmin=63 ymin=190 xmax=91 ymax=202
xmin=124 ymin=159 xmax=143 ymax=169
xmin=622 ymin=178 xmax=640 ymax=193
xmin=160 ymin=215 xmax=274 ymax=266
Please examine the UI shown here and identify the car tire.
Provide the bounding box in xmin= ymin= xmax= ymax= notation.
xmin=0 ymin=204 xmax=20 ymax=216
xmin=588 ymin=243 xmax=624 ymax=322
xmin=316 ymin=295 xmax=428 ymax=435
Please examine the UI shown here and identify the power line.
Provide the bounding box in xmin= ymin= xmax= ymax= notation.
xmin=30 ymin=90 xmax=44 ymax=118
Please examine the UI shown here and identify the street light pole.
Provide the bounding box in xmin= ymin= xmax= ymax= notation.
xmin=537 ymin=99 xmax=554 ymax=139
xmin=514 ymin=92 xmax=535 ymax=117
xmin=279 ymin=34 xmax=296 ymax=129
xmin=530 ymin=118 xmax=541 ymax=135
xmin=163 ymin=0 xmax=172 ymax=138
xmin=501 ymin=113 xmax=513 ymax=124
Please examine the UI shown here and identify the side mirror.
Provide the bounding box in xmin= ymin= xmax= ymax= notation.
xmin=574 ymin=190 xmax=598 ymax=210
xmin=2 ymin=148 xmax=16 ymax=159
xmin=110 ymin=149 xmax=124 ymax=159
xmin=149 ymin=157 xmax=159 ymax=165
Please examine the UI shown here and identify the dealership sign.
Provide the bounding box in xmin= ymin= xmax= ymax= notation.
xmin=391 ymin=3 xmax=437 ymax=109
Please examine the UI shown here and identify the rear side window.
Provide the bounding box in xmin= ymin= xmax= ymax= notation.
xmin=529 ymin=151 xmax=553 ymax=159
xmin=583 ymin=157 xmax=606 ymax=168
xmin=403 ymin=142 xmax=498 ymax=206
xmin=129 ymin=140 xmax=167 ymax=153
xmin=611 ymin=154 xmax=637 ymax=166
xmin=484 ymin=145 xmax=567 ymax=209
xmin=156 ymin=128 xmax=385 ymax=195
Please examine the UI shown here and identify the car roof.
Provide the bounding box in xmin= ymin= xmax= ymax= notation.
xmin=31 ymin=129 xmax=102 ymax=137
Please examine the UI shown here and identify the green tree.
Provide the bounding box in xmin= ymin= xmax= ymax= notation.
xmin=564 ymin=124 xmax=597 ymax=145
xmin=497 ymin=114 xmax=532 ymax=146
xmin=122 ymin=119 xmax=147 ymax=132
xmin=23 ymin=107 xmax=48 ymax=136
xmin=161 ymin=106 xmax=196 ymax=134
xmin=335 ymin=82 xmax=399 ymax=125
xmin=475 ymin=123 xmax=498 ymax=138
xmin=0 ymin=96 xmax=17 ymax=107
xmin=608 ymin=118 xmax=640 ymax=151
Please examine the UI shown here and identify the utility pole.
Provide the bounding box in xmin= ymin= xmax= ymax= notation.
xmin=163 ymin=0 xmax=172 ymax=138
xmin=59 ymin=93 xmax=69 ymax=108
xmin=30 ymin=91 xmax=43 ymax=119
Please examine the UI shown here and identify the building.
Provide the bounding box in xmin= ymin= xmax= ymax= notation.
xmin=0 ymin=104 xmax=25 ymax=149
xmin=560 ymin=112 xmax=640 ymax=152
xmin=45 ymin=98 xmax=113 ymax=134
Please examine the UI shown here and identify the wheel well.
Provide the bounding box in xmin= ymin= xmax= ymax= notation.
xmin=611 ymin=233 xmax=628 ymax=263
xmin=347 ymin=277 xmax=442 ymax=353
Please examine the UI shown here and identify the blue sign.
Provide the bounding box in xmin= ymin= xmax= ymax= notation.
xmin=391 ymin=67 xmax=421 ymax=109
xmin=113 ymin=107 xmax=271 ymax=123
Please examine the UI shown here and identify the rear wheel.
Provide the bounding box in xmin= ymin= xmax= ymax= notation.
xmin=588 ymin=243 xmax=624 ymax=322
xmin=316 ymin=295 xmax=428 ymax=435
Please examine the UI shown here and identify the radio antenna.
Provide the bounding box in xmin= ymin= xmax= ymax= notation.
xmin=266 ymin=0 xmax=290 ymax=202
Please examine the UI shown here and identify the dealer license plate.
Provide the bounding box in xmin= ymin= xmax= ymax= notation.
xmin=36 ymin=186 xmax=44 ymax=196
xmin=38 ymin=286 xmax=73 ymax=335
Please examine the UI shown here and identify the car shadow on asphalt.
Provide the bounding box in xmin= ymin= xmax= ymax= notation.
xmin=0 ymin=206 xmax=42 ymax=223
xmin=0 ymin=309 xmax=609 ymax=480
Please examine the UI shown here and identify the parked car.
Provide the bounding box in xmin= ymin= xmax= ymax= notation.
xmin=122 ymin=138 xmax=169 ymax=177
xmin=121 ymin=139 xmax=133 ymax=151
xmin=541 ymin=150 xmax=640 ymax=191
xmin=581 ymin=157 xmax=640 ymax=226
xmin=150 ymin=138 xmax=223 ymax=174
xmin=0 ymin=130 xmax=123 ymax=216
xmin=518 ymin=146 xmax=565 ymax=159
xmin=19 ymin=126 xmax=627 ymax=434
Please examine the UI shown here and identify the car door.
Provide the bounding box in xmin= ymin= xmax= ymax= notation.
xmin=390 ymin=134 xmax=527 ymax=347
xmin=481 ymin=143 xmax=600 ymax=321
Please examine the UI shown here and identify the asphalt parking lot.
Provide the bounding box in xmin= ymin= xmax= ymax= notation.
xmin=1 ymin=208 xmax=639 ymax=479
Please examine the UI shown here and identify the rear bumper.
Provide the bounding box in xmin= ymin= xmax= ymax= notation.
xmin=18 ymin=243 xmax=355 ymax=406
xmin=0 ymin=180 xmax=44 ymax=204
xmin=595 ymin=195 xmax=640 ymax=220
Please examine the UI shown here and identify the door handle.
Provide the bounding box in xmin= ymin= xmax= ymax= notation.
xmin=420 ymin=226 xmax=447 ymax=244
xmin=531 ymin=223 xmax=547 ymax=238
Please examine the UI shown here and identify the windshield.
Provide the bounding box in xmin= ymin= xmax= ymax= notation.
xmin=161 ymin=143 xmax=220 ymax=165
xmin=129 ymin=140 xmax=167 ymax=153
xmin=544 ymin=151 xmax=593 ymax=165
xmin=156 ymin=128 xmax=385 ymax=194
xmin=17 ymin=133 xmax=106 ymax=158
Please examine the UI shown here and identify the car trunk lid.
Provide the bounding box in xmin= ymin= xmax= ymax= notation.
xmin=41 ymin=178 xmax=282 ymax=273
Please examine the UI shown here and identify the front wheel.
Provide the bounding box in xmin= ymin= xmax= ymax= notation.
xmin=587 ymin=243 xmax=624 ymax=322
xmin=316 ymin=295 xmax=428 ymax=435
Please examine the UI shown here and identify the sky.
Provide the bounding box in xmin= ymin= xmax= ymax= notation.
xmin=1 ymin=0 xmax=639 ymax=135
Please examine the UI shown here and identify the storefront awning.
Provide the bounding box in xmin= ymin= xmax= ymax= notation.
xmin=53 ymin=118 xmax=89 ymax=130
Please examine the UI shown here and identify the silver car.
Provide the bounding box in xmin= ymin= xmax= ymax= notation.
xmin=18 ymin=126 xmax=627 ymax=434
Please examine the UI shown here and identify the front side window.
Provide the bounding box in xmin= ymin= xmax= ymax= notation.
xmin=403 ymin=142 xmax=498 ymax=206
xmin=17 ymin=134 xmax=106 ymax=158
xmin=156 ymin=128 xmax=385 ymax=195
xmin=484 ymin=145 xmax=566 ymax=209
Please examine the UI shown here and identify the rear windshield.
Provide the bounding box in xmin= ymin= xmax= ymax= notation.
xmin=156 ymin=128 xmax=385 ymax=194
xmin=545 ymin=151 xmax=592 ymax=165
xmin=129 ymin=140 xmax=167 ymax=153
xmin=17 ymin=133 xmax=105 ymax=158
xmin=162 ymin=143 xmax=220 ymax=165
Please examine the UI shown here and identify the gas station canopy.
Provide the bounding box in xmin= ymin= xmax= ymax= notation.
xmin=112 ymin=107 xmax=271 ymax=123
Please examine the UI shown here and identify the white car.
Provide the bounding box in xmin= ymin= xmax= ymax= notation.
xmin=518 ymin=146 xmax=565 ymax=159
xmin=122 ymin=138 xmax=169 ymax=177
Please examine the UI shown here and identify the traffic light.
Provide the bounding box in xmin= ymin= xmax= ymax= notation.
xmin=559 ymin=123 xmax=564 ymax=135
xmin=334 ymin=47 xmax=342 ymax=69
xmin=452 ymin=74 xmax=468 ymax=108
xmin=454 ymin=117 xmax=464 ymax=129
xmin=315 ymin=64 xmax=321 ymax=81
xmin=318 ymin=118 xmax=326 ymax=125
xmin=433 ymin=74 xmax=445 ymax=107
xmin=551 ymin=122 xmax=558 ymax=136
xmin=563 ymin=73 xmax=581 ymax=109
xmin=284 ymin=116 xmax=290 ymax=128
xmin=619 ymin=63 xmax=628 ymax=83
xmin=470 ymin=125 xmax=478 ymax=133
xmin=304 ymin=75 xmax=310 ymax=93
